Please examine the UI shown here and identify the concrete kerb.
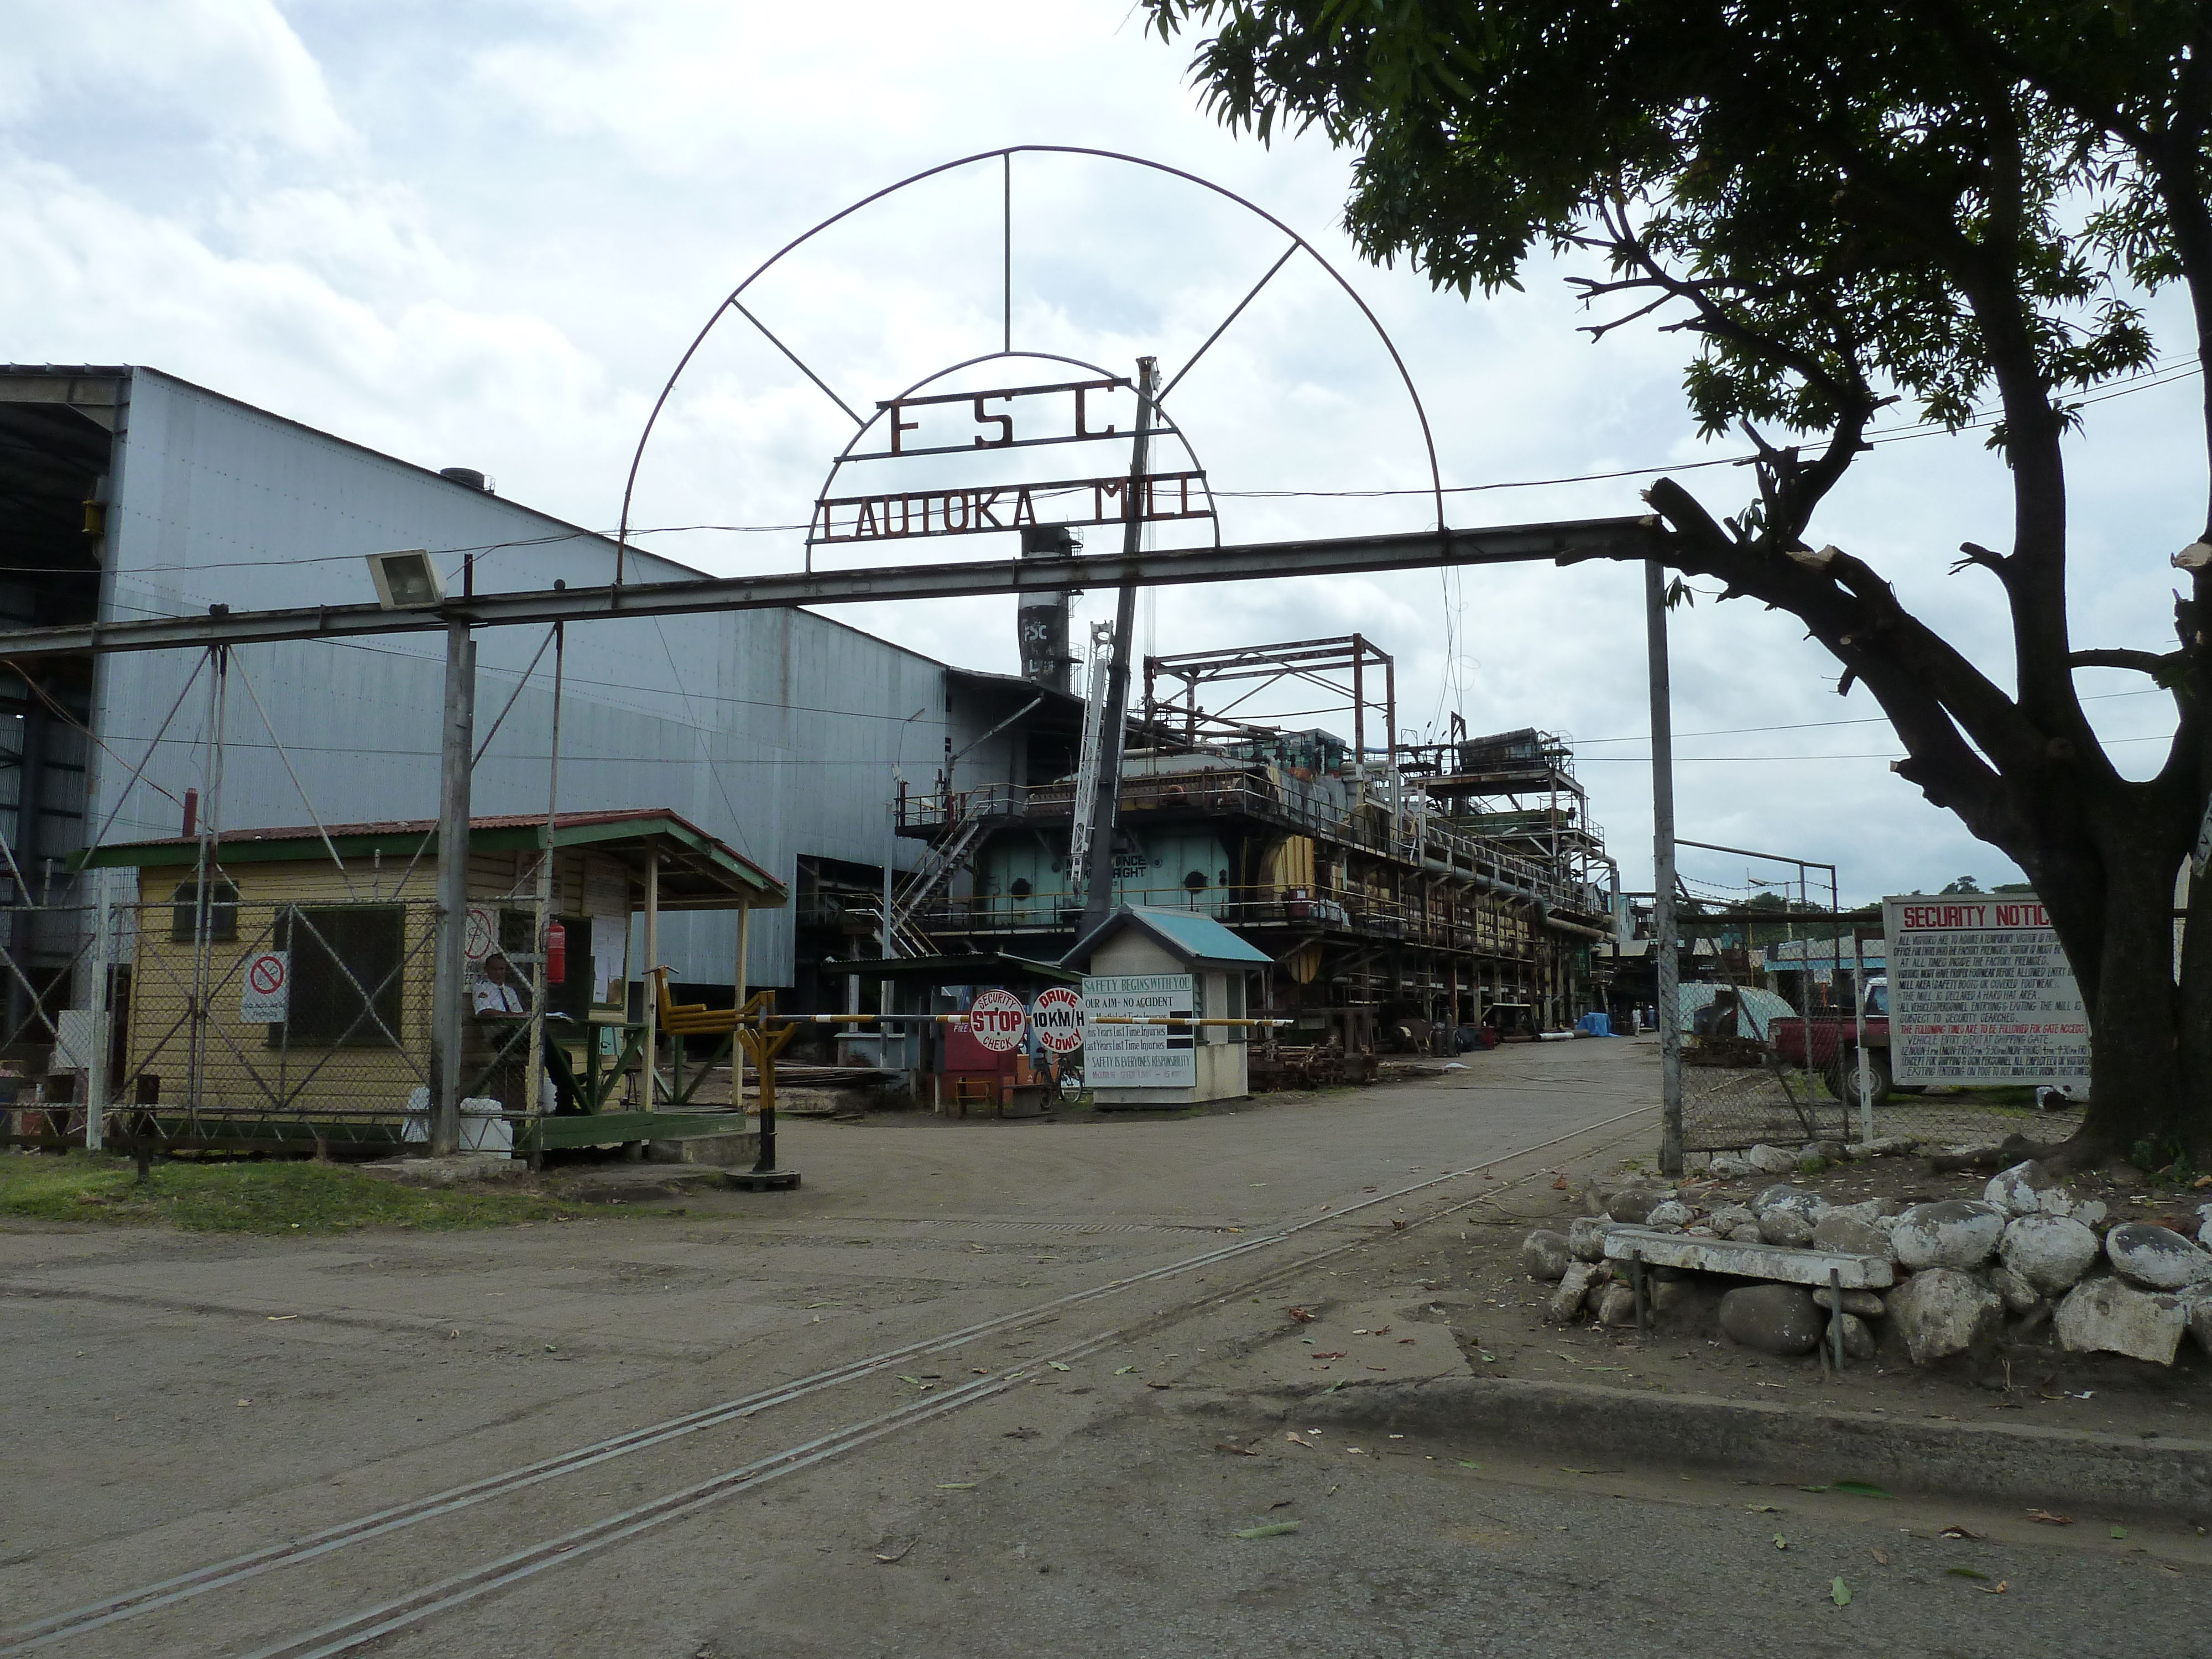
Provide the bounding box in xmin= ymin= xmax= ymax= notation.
xmin=1220 ymin=1376 xmax=2212 ymax=1521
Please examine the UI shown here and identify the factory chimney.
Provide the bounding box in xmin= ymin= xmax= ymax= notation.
xmin=1017 ymin=525 xmax=1078 ymax=692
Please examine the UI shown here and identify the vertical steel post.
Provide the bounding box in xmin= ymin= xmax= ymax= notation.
xmin=84 ymin=867 xmax=113 ymax=1152
xmin=732 ymin=900 xmax=750 ymax=1110
xmin=524 ymin=621 xmax=565 ymax=1144
xmin=640 ymin=852 xmax=659 ymax=1109
xmin=429 ymin=620 xmax=476 ymax=1156
xmin=1078 ymin=357 xmax=1156 ymax=941
xmin=1853 ymin=929 xmax=1872 ymax=1143
xmin=1645 ymin=562 xmax=1684 ymax=1174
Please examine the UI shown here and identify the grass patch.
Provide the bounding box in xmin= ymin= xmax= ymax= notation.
xmin=0 ymin=1151 xmax=592 ymax=1235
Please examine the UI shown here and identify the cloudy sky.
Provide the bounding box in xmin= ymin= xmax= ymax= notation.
xmin=5 ymin=0 xmax=2200 ymax=905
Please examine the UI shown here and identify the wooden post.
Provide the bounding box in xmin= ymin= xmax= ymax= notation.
xmin=640 ymin=851 xmax=659 ymax=1109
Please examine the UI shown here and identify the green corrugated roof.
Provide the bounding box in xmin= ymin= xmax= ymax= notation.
xmin=1064 ymin=904 xmax=1274 ymax=969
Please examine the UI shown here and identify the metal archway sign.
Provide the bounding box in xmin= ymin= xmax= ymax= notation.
xmin=612 ymin=144 xmax=1447 ymax=581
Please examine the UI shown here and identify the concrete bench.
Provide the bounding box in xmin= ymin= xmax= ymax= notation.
xmin=1600 ymin=1224 xmax=1895 ymax=1290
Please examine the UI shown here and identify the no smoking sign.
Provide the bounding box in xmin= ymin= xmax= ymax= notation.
xmin=241 ymin=950 xmax=291 ymax=1022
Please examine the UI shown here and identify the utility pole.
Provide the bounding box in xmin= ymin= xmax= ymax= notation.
xmin=1645 ymin=561 xmax=1683 ymax=1173
xmin=1078 ymin=356 xmax=1156 ymax=941
xmin=429 ymin=619 xmax=476 ymax=1155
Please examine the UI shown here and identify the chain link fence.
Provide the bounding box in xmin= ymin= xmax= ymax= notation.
xmin=1679 ymin=1044 xmax=2078 ymax=1155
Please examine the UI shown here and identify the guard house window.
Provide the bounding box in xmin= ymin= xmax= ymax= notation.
xmin=170 ymin=879 xmax=239 ymax=943
xmin=1226 ymin=973 xmax=1248 ymax=1045
xmin=274 ymin=906 xmax=404 ymax=1047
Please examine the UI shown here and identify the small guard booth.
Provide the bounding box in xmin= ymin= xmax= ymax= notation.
xmin=1063 ymin=905 xmax=1270 ymax=1107
xmin=79 ymin=808 xmax=784 ymax=1157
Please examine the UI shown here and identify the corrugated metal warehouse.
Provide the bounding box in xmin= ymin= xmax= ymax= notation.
xmin=0 ymin=363 xmax=1029 ymax=1010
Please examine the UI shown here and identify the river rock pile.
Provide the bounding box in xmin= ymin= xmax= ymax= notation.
xmin=1520 ymin=1153 xmax=2212 ymax=1370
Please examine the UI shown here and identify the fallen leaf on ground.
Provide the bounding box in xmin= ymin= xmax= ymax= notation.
xmin=1552 ymin=1176 xmax=1569 ymax=1190
xmin=1399 ymin=1337 xmax=1417 ymax=1344
xmin=1938 ymin=1526 xmax=1981 ymax=1540
xmin=1047 ymin=1361 xmax=1071 ymax=1372
xmin=1285 ymin=1433 xmax=1313 ymax=1447
xmin=1870 ymin=1548 xmax=1889 ymax=1566
xmin=1372 ymin=1326 xmax=1392 ymax=1335
xmin=898 ymin=1375 xmax=922 ymax=1385
xmin=1146 ymin=1381 xmax=1172 ymax=1390
xmin=1745 ymin=1505 xmax=1778 ymax=1514
xmin=2026 ymin=1509 xmax=2072 ymax=1526
xmin=1391 ymin=1219 xmax=1408 ymax=1230
xmin=874 ymin=1541 xmax=916 ymax=1564
xmin=1830 ymin=1578 xmax=1850 ymax=1607
xmin=1312 ymin=1352 xmax=1348 ymax=1360
xmin=1114 ymin=1365 xmax=1137 ymax=1375
xmin=266 ymin=1314 xmax=298 ymax=1322
xmin=1215 ymin=1442 xmax=1258 ymax=1457
xmin=1457 ymin=1460 xmax=1481 ymax=1470
xmin=937 ymin=1482 xmax=977 ymax=1490
xmin=2110 ymin=1525 xmax=2128 ymax=1540
xmin=1945 ymin=1567 xmax=1989 ymax=1581
xmin=1774 ymin=1534 xmax=1788 ymax=1551
xmin=1983 ymin=1581 xmax=2009 ymax=1595
xmin=1287 ymin=1307 xmax=1316 ymax=1323
xmin=234 ymin=1399 xmax=252 ymax=1407
xmin=1233 ymin=1522 xmax=1301 ymax=1539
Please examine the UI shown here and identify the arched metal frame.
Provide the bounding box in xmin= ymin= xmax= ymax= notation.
xmin=804 ymin=349 xmax=1224 ymax=570
xmin=613 ymin=144 xmax=1447 ymax=582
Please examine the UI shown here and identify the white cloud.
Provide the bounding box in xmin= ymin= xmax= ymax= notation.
xmin=1 ymin=0 xmax=2195 ymax=901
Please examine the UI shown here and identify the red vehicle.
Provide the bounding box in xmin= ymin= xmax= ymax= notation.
xmin=1770 ymin=977 xmax=1910 ymax=1105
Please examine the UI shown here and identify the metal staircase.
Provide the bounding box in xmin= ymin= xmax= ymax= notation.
xmin=881 ymin=810 xmax=992 ymax=951
xmin=1067 ymin=620 xmax=1116 ymax=905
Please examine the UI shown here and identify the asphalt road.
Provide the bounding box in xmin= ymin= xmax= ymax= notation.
xmin=4 ymin=1037 xmax=2201 ymax=1657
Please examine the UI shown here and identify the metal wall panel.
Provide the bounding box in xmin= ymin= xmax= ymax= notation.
xmin=87 ymin=368 xmax=967 ymax=989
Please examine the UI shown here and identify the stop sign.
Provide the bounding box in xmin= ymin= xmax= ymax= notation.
xmin=1030 ymin=985 xmax=1084 ymax=1054
xmin=965 ymin=987 xmax=1029 ymax=1053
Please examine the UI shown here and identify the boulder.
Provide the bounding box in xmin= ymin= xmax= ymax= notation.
xmin=1604 ymin=1187 xmax=1663 ymax=1224
xmin=1759 ymin=1209 xmax=1817 ymax=1248
xmin=1645 ymin=1199 xmax=1694 ymax=1230
xmin=1751 ymin=1183 xmax=1829 ymax=1221
xmin=1888 ymin=1268 xmax=2006 ymax=1365
xmin=1548 ymin=1263 xmax=1597 ymax=1323
xmin=1595 ymin=1284 xmax=1639 ymax=1326
xmin=2054 ymin=1277 xmax=2187 ymax=1364
xmin=1807 ymin=1140 xmax=1845 ymax=1163
xmin=1717 ymin=1284 xmax=1824 ymax=1356
xmin=1568 ymin=1216 xmax=1621 ymax=1264
xmin=2180 ymin=1287 xmax=2212 ymax=1358
xmin=1985 ymin=1265 xmax=2045 ymax=1317
xmin=1856 ymin=1135 xmax=1917 ymax=1157
xmin=1706 ymin=1154 xmax=1752 ymax=1179
xmin=1832 ymin=1311 xmax=1877 ymax=1360
xmin=1997 ymin=1214 xmax=2101 ymax=1296
xmin=1891 ymin=1200 xmax=2006 ymax=1271
xmin=1811 ymin=1286 xmax=1885 ymax=1317
xmin=2198 ymin=1203 xmax=2212 ymax=1250
xmin=1827 ymin=1196 xmax=1903 ymax=1224
xmin=1707 ymin=1203 xmax=1756 ymax=1235
xmin=1727 ymin=1223 xmax=1765 ymax=1244
xmin=1985 ymin=1160 xmax=2058 ymax=1217
xmin=1811 ymin=1213 xmax=1891 ymax=1259
xmin=1520 ymin=1229 xmax=1573 ymax=1282
xmin=1744 ymin=1144 xmax=1796 ymax=1175
xmin=2105 ymin=1223 xmax=2212 ymax=1292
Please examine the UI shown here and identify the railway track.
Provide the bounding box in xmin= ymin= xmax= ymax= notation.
xmin=4 ymin=1104 xmax=1653 ymax=1658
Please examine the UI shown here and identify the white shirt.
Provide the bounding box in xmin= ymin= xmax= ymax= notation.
xmin=473 ymin=980 xmax=526 ymax=1015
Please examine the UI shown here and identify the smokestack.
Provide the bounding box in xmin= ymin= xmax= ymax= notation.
xmin=1018 ymin=525 xmax=1078 ymax=692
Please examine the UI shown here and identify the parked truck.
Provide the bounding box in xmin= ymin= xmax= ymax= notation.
xmin=1770 ymin=977 xmax=1916 ymax=1106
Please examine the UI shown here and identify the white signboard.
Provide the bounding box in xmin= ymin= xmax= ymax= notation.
xmin=1082 ymin=973 xmax=1194 ymax=1088
xmin=1031 ymin=985 xmax=1085 ymax=1055
xmin=241 ymin=950 xmax=291 ymax=1022
xmin=1882 ymin=895 xmax=2089 ymax=1088
xmin=965 ymin=988 xmax=1029 ymax=1053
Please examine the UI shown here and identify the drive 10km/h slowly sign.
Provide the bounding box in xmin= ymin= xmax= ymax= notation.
xmin=964 ymin=988 xmax=1029 ymax=1053
xmin=1030 ymin=985 xmax=1084 ymax=1054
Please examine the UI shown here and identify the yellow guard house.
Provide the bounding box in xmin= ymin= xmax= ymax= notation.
xmin=81 ymin=809 xmax=785 ymax=1156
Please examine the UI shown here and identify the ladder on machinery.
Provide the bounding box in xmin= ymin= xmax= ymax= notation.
xmin=1067 ymin=620 xmax=1116 ymax=906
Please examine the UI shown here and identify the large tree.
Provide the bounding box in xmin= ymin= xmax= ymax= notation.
xmin=1144 ymin=1 xmax=2212 ymax=1166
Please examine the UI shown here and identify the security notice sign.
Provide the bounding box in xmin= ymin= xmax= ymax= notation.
xmin=1082 ymin=973 xmax=1194 ymax=1087
xmin=241 ymin=951 xmax=290 ymax=1022
xmin=1882 ymin=895 xmax=2089 ymax=1088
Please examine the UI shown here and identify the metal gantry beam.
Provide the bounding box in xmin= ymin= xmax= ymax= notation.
xmin=0 ymin=517 xmax=1661 ymax=661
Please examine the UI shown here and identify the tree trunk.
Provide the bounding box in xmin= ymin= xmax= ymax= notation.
xmin=2032 ymin=811 xmax=2192 ymax=1167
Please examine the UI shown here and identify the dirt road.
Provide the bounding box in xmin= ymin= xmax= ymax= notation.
xmin=5 ymin=1037 xmax=2200 ymax=1657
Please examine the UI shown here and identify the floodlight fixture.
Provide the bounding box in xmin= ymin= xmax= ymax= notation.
xmin=366 ymin=549 xmax=445 ymax=609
